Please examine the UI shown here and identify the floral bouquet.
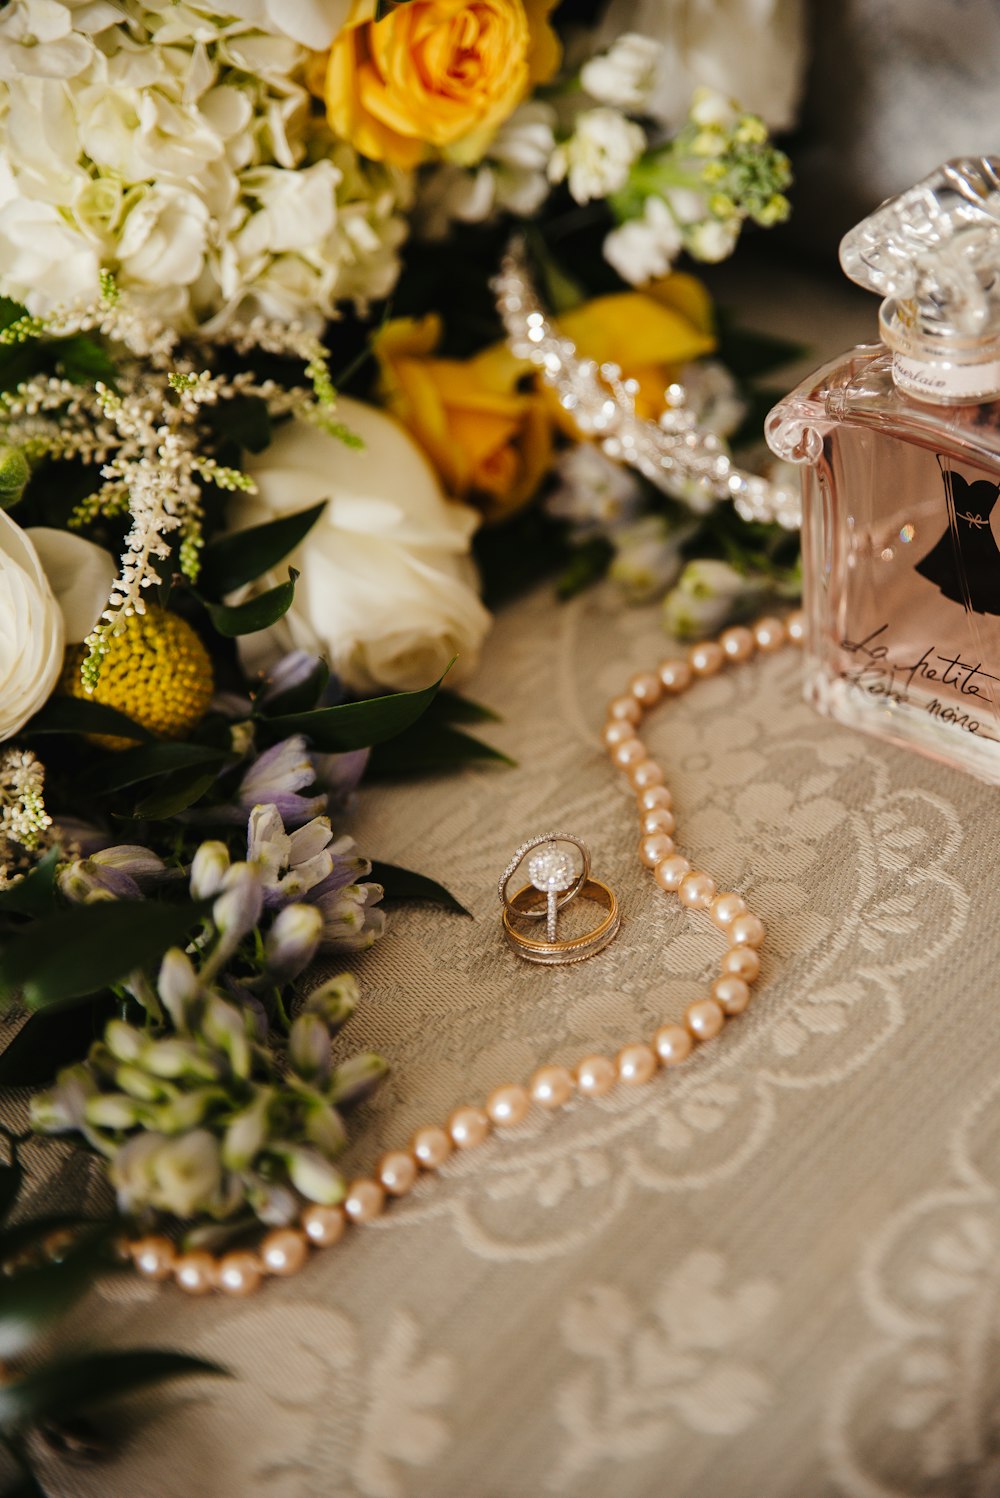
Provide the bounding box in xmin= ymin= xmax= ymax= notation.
xmin=0 ymin=0 xmax=802 ymax=1259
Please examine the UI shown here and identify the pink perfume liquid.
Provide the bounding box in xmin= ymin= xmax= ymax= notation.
xmin=768 ymin=346 xmax=1000 ymax=783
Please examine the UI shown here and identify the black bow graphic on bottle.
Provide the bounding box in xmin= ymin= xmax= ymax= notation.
xmin=915 ymin=466 xmax=1000 ymax=615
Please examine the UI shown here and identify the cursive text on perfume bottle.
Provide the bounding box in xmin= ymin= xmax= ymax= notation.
xmin=838 ymin=625 xmax=1000 ymax=735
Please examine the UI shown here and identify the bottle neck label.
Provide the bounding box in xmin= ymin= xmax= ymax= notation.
xmin=893 ymin=351 xmax=1000 ymax=403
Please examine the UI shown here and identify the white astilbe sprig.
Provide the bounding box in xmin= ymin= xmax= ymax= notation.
xmin=0 ymin=748 xmax=58 ymax=889
xmin=0 ymin=282 xmax=348 ymax=687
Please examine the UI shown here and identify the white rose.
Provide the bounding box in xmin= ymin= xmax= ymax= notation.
xmin=116 ymin=185 xmax=210 ymax=290
xmin=231 ymin=399 xmax=492 ymax=694
xmin=581 ymin=33 xmax=663 ymax=113
xmin=549 ymin=108 xmax=646 ymax=206
xmin=0 ymin=198 xmax=100 ymax=312
xmin=591 ymin=0 xmax=806 ymax=132
xmin=603 ymin=195 xmax=682 ymax=285
xmin=0 ymin=510 xmax=65 ymax=741
xmin=26 ymin=528 xmax=116 ymax=643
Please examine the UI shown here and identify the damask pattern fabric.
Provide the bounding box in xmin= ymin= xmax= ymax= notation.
xmin=17 ymin=572 xmax=1000 ymax=1498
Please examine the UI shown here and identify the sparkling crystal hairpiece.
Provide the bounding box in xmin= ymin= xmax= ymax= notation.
xmin=492 ymin=238 xmax=801 ymax=531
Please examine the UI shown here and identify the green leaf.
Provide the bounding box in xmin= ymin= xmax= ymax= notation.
xmin=716 ymin=318 xmax=809 ymax=380
xmin=0 ymin=1256 xmax=96 ymax=1362
xmin=131 ymin=766 xmax=222 ymax=821
xmin=0 ymin=1001 xmax=113 ymax=1089
xmin=0 ymin=1165 xmax=21 ymax=1227
xmin=431 ymin=690 xmax=501 ymax=725
xmin=0 ymin=901 xmax=208 ymax=1011
xmin=556 ymin=536 xmax=614 ymax=600
xmin=57 ymin=335 xmax=118 ymax=387
xmin=369 ymin=723 xmax=514 ymax=777
xmin=198 ymin=502 xmax=325 ymax=598
xmin=370 ymin=862 xmax=471 ymax=916
xmin=0 ymin=1351 xmax=228 ymax=1432
xmin=20 ymin=697 xmax=150 ymax=744
xmin=261 ymin=663 xmax=453 ymax=751
xmin=81 ymin=742 xmax=230 ymax=796
xmin=0 ymin=850 xmax=60 ymax=919
xmin=202 ymin=571 xmax=297 ymax=637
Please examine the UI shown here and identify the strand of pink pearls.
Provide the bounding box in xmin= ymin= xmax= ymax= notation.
xmin=128 ymin=610 xmax=803 ymax=1296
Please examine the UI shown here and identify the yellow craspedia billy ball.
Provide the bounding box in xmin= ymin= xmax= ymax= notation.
xmin=61 ymin=607 xmax=214 ymax=748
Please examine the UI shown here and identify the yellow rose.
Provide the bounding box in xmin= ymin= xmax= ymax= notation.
xmin=317 ymin=0 xmax=561 ymax=168
xmin=553 ymin=274 xmax=717 ymax=425
xmin=375 ymin=314 xmax=553 ymax=519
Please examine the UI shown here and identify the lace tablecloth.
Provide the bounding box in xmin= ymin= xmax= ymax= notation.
xmin=32 ymin=269 xmax=1000 ymax=1498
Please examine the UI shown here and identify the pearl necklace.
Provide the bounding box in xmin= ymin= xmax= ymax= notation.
xmin=125 ymin=610 xmax=803 ymax=1295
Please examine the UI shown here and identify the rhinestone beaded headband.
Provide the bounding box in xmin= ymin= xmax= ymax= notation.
xmin=492 ymin=238 xmax=802 ymax=532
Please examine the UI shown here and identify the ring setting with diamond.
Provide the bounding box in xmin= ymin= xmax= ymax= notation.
xmin=499 ymin=834 xmax=620 ymax=963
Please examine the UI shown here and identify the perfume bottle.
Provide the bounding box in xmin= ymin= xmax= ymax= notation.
xmin=766 ymin=157 xmax=1000 ymax=784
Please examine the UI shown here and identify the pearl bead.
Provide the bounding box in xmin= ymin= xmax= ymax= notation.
xmin=486 ymin=1083 xmax=530 ymax=1128
xmin=411 ymin=1124 xmax=453 ymax=1169
xmin=658 ymin=659 xmax=692 ymax=693
xmin=344 ymin=1178 xmax=385 ymax=1223
xmin=611 ymin=737 xmax=646 ymax=770
xmin=639 ymin=831 xmax=675 ymax=868
xmin=132 ymin=1236 xmax=176 ymax=1281
xmin=629 ymin=671 xmax=663 ymax=707
xmin=685 ymin=998 xmax=726 ymax=1041
xmin=218 ymin=1250 xmax=263 ymax=1296
xmin=689 ymin=641 xmax=725 ymax=677
xmin=721 ymin=946 xmax=760 ymax=983
xmin=301 ymin=1203 xmax=346 ymax=1247
xmin=602 ymin=719 xmax=635 ymax=750
xmin=720 ymin=626 xmax=755 ymax=662
xmin=753 ymin=616 xmax=787 ymax=652
xmin=174 ymin=1251 xmax=217 ymax=1295
xmin=730 ymin=912 xmax=765 ymax=948
xmin=530 ymin=1064 xmax=575 ymax=1109
xmin=654 ymin=1024 xmax=693 ymax=1065
xmin=654 ymin=853 xmax=691 ymax=891
xmin=378 ymin=1150 xmax=419 ymax=1196
xmin=710 ymin=891 xmax=746 ymax=929
xmin=712 ymin=976 xmax=751 ymax=1015
xmin=641 ymin=808 xmax=676 ymax=837
xmin=575 ymin=1055 xmax=617 ymax=1098
xmin=617 ymin=1043 xmax=657 ymax=1085
xmin=449 ymin=1105 xmax=490 ymax=1149
xmin=638 ymin=785 xmax=673 ymax=812
xmin=261 ymin=1228 xmax=309 ymax=1276
xmin=607 ymin=694 xmax=642 ymax=724
xmin=678 ymin=871 xmax=717 ymax=909
xmin=629 ymin=759 xmax=664 ymax=791
xmin=786 ymin=610 xmax=806 ymax=645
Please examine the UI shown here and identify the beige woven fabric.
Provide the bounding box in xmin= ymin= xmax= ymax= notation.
xmin=27 ymin=272 xmax=1000 ymax=1497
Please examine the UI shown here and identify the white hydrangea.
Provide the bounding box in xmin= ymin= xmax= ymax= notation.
xmin=580 ymin=33 xmax=663 ymax=113
xmin=0 ymin=3 xmax=412 ymax=330
xmin=549 ymin=107 xmax=647 ymax=206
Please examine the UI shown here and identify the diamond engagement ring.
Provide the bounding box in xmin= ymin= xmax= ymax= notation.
xmin=499 ymin=835 xmax=621 ymax=963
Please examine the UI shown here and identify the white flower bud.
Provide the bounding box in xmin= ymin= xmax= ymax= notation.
xmin=202 ymin=997 xmax=252 ymax=1081
xmin=302 ymin=973 xmax=359 ymax=1031
xmin=222 ymin=1090 xmax=273 ymax=1172
xmin=581 ymin=33 xmax=663 ymax=112
xmin=141 ymin=1038 xmax=219 ymax=1082
xmin=190 ymin=840 xmax=231 ymax=899
xmin=288 ymin=1012 xmax=332 ymax=1085
xmin=212 ymin=862 xmax=264 ymax=959
xmin=281 ymin=1146 xmax=346 ymax=1205
xmin=304 ymin=1101 xmax=347 ymax=1156
xmin=104 ymin=1020 xmax=145 ymax=1066
xmin=327 ymin=1053 xmax=389 ymax=1109
xmin=266 ymin=903 xmax=323 ymax=982
xmin=549 ymin=108 xmax=647 ymax=206
xmin=157 ymin=948 xmax=201 ymax=1029
xmin=84 ymin=1094 xmax=145 ymax=1130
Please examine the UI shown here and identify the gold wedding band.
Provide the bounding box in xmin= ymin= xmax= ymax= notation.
xmin=502 ymin=878 xmax=621 ymax=965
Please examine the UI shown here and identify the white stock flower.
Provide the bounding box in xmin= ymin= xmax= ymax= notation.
xmin=591 ymin=0 xmax=807 ymax=132
xmin=603 ymin=195 xmax=682 ymax=285
xmin=415 ymin=102 xmax=556 ymax=237
xmin=545 ymin=444 xmax=642 ymax=534
xmin=686 ymin=216 xmax=741 ymax=262
xmin=0 ymin=510 xmax=65 ymax=741
xmin=549 ymin=108 xmax=646 ymax=205
xmin=581 ymin=33 xmax=663 ymax=112
xmin=232 ymin=399 xmax=492 ymax=695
